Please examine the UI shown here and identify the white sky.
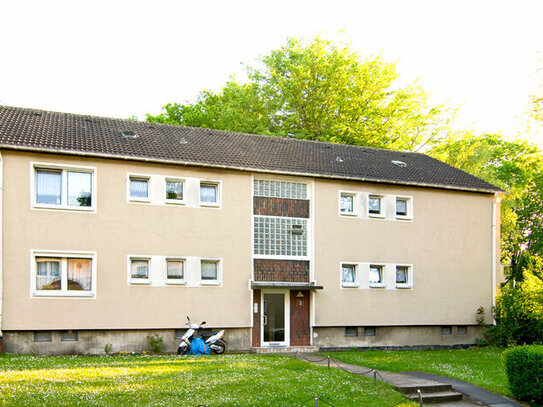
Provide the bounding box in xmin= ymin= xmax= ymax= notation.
xmin=1 ymin=0 xmax=542 ymax=143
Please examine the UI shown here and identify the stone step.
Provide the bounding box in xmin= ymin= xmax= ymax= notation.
xmin=407 ymin=390 xmax=464 ymax=404
xmin=395 ymin=383 xmax=454 ymax=394
xmin=252 ymin=346 xmax=319 ymax=354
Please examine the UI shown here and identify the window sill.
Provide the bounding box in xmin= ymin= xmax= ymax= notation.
xmin=129 ymin=279 xmax=152 ymax=285
xmin=341 ymin=283 xmax=359 ymax=288
xmin=32 ymin=204 xmax=95 ymax=212
xmin=368 ymin=213 xmax=385 ymax=219
xmin=199 ymin=202 xmax=221 ymax=208
xmin=395 ymin=215 xmax=413 ymax=221
xmin=340 ymin=212 xmax=358 ymax=217
xmin=32 ymin=291 xmax=95 ymax=298
xmin=369 ymin=283 xmax=386 ymax=288
xmin=395 ymin=284 xmax=412 ymax=289
xmin=200 ymin=280 xmax=221 ymax=286
xmin=128 ymin=198 xmax=151 ymax=203
xmin=166 ymin=280 xmax=186 ymax=285
xmin=165 ymin=200 xmax=186 ymax=205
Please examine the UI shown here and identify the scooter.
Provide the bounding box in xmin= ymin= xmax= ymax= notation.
xmin=177 ymin=316 xmax=227 ymax=355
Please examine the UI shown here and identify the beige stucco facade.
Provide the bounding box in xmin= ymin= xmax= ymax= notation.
xmin=1 ymin=149 xmax=500 ymax=353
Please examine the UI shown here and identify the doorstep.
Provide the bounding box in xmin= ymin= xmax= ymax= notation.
xmin=251 ymin=346 xmax=319 ymax=354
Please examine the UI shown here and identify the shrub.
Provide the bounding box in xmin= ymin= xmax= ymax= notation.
xmin=147 ymin=334 xmax=164 ymax=354
xmin=504 ymin=345 xmax=543 ymax=403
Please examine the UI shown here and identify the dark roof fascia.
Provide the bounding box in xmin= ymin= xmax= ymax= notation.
xmin=0 ymin=143 xmax=501 ymax=195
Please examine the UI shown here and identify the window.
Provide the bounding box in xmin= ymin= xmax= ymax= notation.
xmin=457 ymin=326 xmax=467 ymax=335
xmin=369 ymin=264 xmax=384 ymax=286
xmin=61 ymin=331 xmax=78 ymax=342
xmin=34 ymin=165 xmax=94 ymax=210
xmin=166 ymin=180 xmax=184 ymax=202
xmin=130 ymin=259 xmax=150 ymax=280
xmin=345 ymin=327 xmax=358 ymax=337
xmin=396 ymin=265 xmax=412 ymax=288
xmin=341 ymin=264 xmax=357 ymax=287
xmin=34 ymin=331 xmax=52 ymax=342
xmin=129 ymin=177 xmax=149 ymax=200
xmin=166 ymin=259 xmax=184 ymax=282
xmin=201 ymin=260 xmax=220 ymax=284
xmin=395 ymin=196 xmax=412 ymax=219
xmin=368 ymin=195 xmax=384 ymax=217
xmin=364 ymin=327 xmax=376 ymax=337
xmin=200 ymin=182 xmax=220 ymax=206
xmin=340 ymin=192 xmax=356 ymax=215
xmin=33 ymin=252 xmax=95 ymax=297
xmin=441 ymin=326 xmax=452 ymax=335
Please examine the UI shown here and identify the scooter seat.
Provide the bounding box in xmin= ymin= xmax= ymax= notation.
xmin=200 ymin=332 xmax=216 ymax=340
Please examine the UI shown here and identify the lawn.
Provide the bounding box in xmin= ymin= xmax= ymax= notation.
xmin=324 ymin=347 xmax=511 ymax=397
xmin=0 ymin=354 xmax=416 ymax=406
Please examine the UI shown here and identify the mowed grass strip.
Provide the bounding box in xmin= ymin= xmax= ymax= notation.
xmin=325 ymin=347 xmax=510 ymax=397
xmin=0 ymin=354 xmax=415 ymax=406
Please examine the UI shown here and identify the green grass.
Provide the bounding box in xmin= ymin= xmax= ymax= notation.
xmin=0 ymin=354 xmax=415 ymax=406
xmin=324 ymin=347 xmax=511 ymax=397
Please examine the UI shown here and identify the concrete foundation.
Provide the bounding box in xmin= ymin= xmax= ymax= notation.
xmin=3 ymin=328 xmax=251 ymax=355
xmin=313 ymin=325 xmax=485 ymax=349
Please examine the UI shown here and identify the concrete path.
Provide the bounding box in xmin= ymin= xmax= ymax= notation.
xmin=297 ymin=354 xmax=524 ymax=407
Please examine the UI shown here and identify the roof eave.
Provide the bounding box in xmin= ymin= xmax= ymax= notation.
xmin=0 ymin=144 xmax=502 ymax=195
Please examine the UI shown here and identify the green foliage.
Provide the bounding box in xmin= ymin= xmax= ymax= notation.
xmin=485 ymin=268 xmax=543 ymax=346
xmin=146 ymin=334 xmax=164 ymax=354
xmin=504 ymin=345 xmax=543 ymax=403
xmin=475 ymin=306 xmax=487 ymax=326
xmin=148 ymin=36 xmax=450 ymax=151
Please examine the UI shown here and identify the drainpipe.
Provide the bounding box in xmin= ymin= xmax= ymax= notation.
xmin=491 ymin=192 xmax=501 ymax=324
xmin=0 ymin=152 xmax=3 ymax=352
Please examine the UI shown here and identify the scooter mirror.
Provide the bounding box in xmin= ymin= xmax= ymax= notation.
xmin=201 ymin=321 xmax=207 ymax=325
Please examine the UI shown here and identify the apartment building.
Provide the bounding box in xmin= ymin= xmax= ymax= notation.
xmin=0 ymin=106 xmax=502 ymax=354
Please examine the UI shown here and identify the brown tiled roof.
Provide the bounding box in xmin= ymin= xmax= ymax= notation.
xmin=0 ymin=106 xmax=501 ymax=193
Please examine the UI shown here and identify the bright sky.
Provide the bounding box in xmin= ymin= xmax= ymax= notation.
xmin=1 ymin=0 xmax=542 ymax=143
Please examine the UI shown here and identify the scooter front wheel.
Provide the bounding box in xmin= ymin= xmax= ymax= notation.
xmin=211 ymin=339 xmax=226 ymax=355
xmin=178 ymin=345 xmax=190 ymax=355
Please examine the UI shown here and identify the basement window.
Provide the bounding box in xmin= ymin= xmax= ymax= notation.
xmin=441 ymin=326 xmax=452 ymax=335
xmin=364 ymin=327 xmax=376 ymax=337
xmin=345 ymin=327 xmax=358 ymax=337
xmin=34 ymin=331 xmax=52 ymax=342
xmin=61 ymin=331 xmax=78 ymax=342
xmin=457 ymin=326 xmax=467 ymax=335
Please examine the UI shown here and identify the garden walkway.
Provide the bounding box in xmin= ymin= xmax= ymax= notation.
xmin=298 ymin=353 xmax=523 ymax=407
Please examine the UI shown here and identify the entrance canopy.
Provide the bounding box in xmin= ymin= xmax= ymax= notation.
xmin=250 ymin=281 xmax=323 ymax=290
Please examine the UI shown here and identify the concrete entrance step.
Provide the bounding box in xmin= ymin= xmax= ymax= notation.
xmin=406 ymin=390 xmax=464 ymax=404
xmin=252 ymin=346 xmax=318 ymax=354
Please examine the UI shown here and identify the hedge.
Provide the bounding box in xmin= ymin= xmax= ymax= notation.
xmin=504 ymin=345 xmax=543 ymax=403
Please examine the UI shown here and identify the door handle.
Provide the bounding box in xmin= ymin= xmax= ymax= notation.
xmin=262 ymin=315 xmax=268 ymax=326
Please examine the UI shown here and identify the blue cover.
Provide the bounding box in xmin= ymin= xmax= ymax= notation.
xmin=187 ymin=338 xmax=210 ymax=355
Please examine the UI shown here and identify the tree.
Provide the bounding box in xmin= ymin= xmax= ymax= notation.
xmin=148 ymin=36 xmax=450 ymax=151
xmin=429 ymin=133 xmax=543 ymax=272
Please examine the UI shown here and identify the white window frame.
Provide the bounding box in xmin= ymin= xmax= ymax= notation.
xmin=339 ymin=191 xmax=358 ymax=216
xmin=200 ymin=258 xmax=222 ymax=285
xmin=128 ymin=257 xmax=152 ymax=284
xmin=30 ymin=250 xmax=96 ymax=298
xmin=369 ymin=264 xmax=386 ymax=288
xmin=340 ymin=263 xmax=359 ymax=287
xmin=31 ymin=162 xmax=96 ymax=212
xmin=165 ymin=257 xmax=186 ymax=285
xmin=165 ymin=178 xmax=186 ymax=205
xmin=199 ymin=181 xmax=221 ymax=207
xmin=395 ymin=195 xmax=413 ymax=220
xmin=395 ymin=264 xmax=413 ymax=288
xmin=367 ymin=194 xmax=385 ymax=218
xmin=127 ymin=174 xmax=151 ymax=203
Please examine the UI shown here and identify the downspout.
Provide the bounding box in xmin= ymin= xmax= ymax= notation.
xmin=0 ymin=151 xmax=3 ymax=351
xmin=491 ymin=192 xmax=501 ymax=324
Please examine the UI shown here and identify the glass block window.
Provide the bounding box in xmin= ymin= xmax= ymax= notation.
xmin=253 ymin=216 xmax=307 ymax=257
xmin=254 ymin=180 xmax=307 ymax=199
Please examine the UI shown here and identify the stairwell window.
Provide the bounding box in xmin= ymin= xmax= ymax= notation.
xmin=32 ymin=251 xmax=96 ymax=297
xmin=33 ymin=164 xmax=95 ymax=211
